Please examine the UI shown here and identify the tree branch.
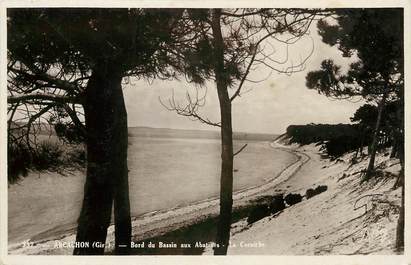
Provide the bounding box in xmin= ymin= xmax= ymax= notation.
xmin=233 ymin=143 xmax=248 ymax=156
xmin=8 ymin=93 xmax=83 ymax=105
xmin=61 ymin=104 xmax=87 ymax=137
xmin=8 ymin=66 xmax=87 ymax=94
xmin=159 ymin=88 xmax=221 ymax=128
xmin=221 ymin=9 xmax=267 ymax=18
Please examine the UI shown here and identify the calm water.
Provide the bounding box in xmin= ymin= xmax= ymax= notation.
xmin=126 ymin=128 xmax=296 ymax=216
xmin=8 ymin=128 xmax=296 ymax=243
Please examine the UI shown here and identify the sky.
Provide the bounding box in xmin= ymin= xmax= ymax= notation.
xmin=123 ymin=21 xmax=363 ymax=135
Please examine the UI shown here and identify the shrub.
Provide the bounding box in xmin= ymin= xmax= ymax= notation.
xmin=54 ymin=122 xmax=85 ymax=144
xmin=316 ymin=185 xmax=328 ymax=193
xmin=284 ymin=193 xmax=302 ymax=206
xmin=269 ymin=194 xmax=285 ymax=214
xmin=8 ymin=138 xmax=86 ymax=184
xmin=305 ymin=188 xmax=316 ymax=199
xmin=306 ymin=185 xmax=328 ymax=199
xmin=8 ymin=142 xmax=31 ymax=183
xmin=66 ymin=146 xmax=86 ymax=166
xmin=32 ymin=140 xmax=64 ymax=171
xmin=247 ymin=204 xmax=270 ymax=224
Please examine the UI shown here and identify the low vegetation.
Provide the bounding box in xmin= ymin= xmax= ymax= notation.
xmin=284 ymin=193 xmax=303 ymax=206
xmin=7 ymin=139 xmax=85 ymax=184
xmin=247 ymin=191 xmax=312 ymax=225
xmin=305 ymin=185 xmax=328 ymax=199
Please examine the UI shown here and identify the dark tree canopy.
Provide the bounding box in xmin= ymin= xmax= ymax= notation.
xmin=306 ymin=8 xmax=404 ymax=101
xmin=318 ymin=9 xmax=403 ymax=73
xmin=8 ymin=8 xmax=184 ymax=77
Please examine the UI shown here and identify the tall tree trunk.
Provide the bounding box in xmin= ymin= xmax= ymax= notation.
xmin=211 ymin=9 xmax=234 ymax=256
xmin=359 ymin=127 xmax=366 ymax=156
xmin=395 ymin=90 xmax=404 ymax=253
xmin=390 ymin=132 xmax=398 ymax=158
xmin=74 ymin=62 xmax=131 ymax=255
xmin=395 ymin=163 xmax=404 ymax=252
xmin=353 ymin=126 xmax=364 ymax=160
xmin=359 ymin=129 xmax=365 ymax=157
xmin=114 ymin=89 xmax=131 ymax=255
xmin=113 ymin=85 xmax=132 ymax=255
xmin=364 ymin=91 xmax=387 ymax=180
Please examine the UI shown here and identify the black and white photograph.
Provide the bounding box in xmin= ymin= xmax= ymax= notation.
xmin=0 ymin=1 xmax=410 ymax=264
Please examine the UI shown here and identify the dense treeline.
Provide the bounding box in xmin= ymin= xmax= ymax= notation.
xmin=286 ymin=99 xmax=403 ymax=159
xmin=286 ymin=123 xmax=365 ymax=158
xmin=287 ymin=123 xmax=357 ymax=144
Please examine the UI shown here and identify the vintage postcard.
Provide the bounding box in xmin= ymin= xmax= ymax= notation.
xmin=0 ymin=1 xmax=410 ymax=265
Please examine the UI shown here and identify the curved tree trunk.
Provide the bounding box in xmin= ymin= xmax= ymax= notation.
xmin=211 ymin=9 xmax=234 ymax=255
xmin=364 ymin=91 xmax=387 ymax=180
xmin=74 ymin=62 xmax=131 ymax=255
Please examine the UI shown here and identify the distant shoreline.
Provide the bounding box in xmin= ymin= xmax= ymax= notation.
xmin=128 ymin=126 xmax=278 ymax=142
xmin=11 ymin=121 xmax=280 ymax=141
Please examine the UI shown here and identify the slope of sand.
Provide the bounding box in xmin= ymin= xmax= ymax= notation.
xmin=223 ymin=143 xmax=402 ymax=255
